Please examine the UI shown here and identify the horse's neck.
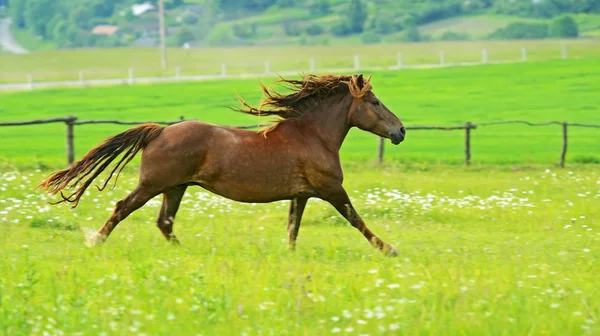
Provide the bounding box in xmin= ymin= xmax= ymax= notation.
xmin=298 ymin=94 xmax=352 ymax=152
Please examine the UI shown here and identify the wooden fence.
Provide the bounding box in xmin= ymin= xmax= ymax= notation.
xmin=1 ymin=117 xmax=599 ymax=167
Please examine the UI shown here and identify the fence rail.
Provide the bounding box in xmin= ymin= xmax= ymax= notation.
xmin=0 ymin=43 xmax=584 ymax=92
xmin=1 ymin=117 xmax=598 ymax=168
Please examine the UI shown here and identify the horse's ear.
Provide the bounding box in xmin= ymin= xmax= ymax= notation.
xmin=356 ymin=74 xmax=364 ymax=87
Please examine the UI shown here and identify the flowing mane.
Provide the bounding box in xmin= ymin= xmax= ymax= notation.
xmin=235 ymin=73 xmax=373 ymax=135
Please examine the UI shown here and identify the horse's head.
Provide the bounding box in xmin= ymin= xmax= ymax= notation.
xmin=347 ymin=74 xmax=406 ymax=145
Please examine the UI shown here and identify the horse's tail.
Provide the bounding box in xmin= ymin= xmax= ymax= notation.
xmin=37 ymin=123 xmax=164 ymax=208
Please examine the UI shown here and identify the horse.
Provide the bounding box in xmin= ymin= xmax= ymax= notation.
xmin=37 ymin=73 xmax=406 ymax=256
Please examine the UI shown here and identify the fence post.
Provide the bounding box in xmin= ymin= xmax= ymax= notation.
xmin=28 ymin=74 xmax=34 ymax=91
xmin=482 ymin=49 xmax=488 ymax=64
xmin=561 ymin=44 xmax=567 ymax=60
xmin=265 ymin=61 xmax=271 ymax=74
xmin=465 ymin=122 xmax=473 ymax=166
xmin=440 ymin=51 xmax=445 ymax=65
xmin=79 ymin=71 xmax=85 ymax=87
xmin=377 ymin=137 xmax=384 ymax=164
xmin=560 ymin=122 xmax=568 ymax=168
xmin=128 ymin=68 xmax=135 ymax=85
xmin=397 ymin=52 xmax=403 ymax=68
xmin=522 ymin=47 xmax=527 ymax=62
xmin=354 ymin=55 xmax=360 ymax=70
xmin=176 ymin=66 xmax=181 ymax=80
xmin=65 ymin=116 xmax=77 ymax=165
xmin=221 ymin=64 xmax=227 ymax=77
xmin=310 ymin=58 xmax=316 ymax=72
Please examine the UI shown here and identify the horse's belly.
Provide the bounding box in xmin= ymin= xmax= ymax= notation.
xmin=195 ymin=176 xmax=313 ymax=203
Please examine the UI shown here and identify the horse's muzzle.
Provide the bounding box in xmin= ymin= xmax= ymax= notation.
xmin=390 ymin=127 xmax=406 ymax=145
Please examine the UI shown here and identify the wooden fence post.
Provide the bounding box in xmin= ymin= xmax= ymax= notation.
xmin=354 ymin=55 xmax=360 ymax=70
xmin=310 ymin=58 xmax=316 ymax=72
xmin=465 ymin=122 xmax=473 ymax=166
xmin=560 ymin=122 xmax=568 ymax=168
xmin=377 ymin=137 xmax=384 ymax=164
xmin=66 ymin=116 xmax=77 ymax=164
xmin=397 ymin=52 xmax=403 ymax=68
xmin=440 ymin=51 xmax=445 ymax=65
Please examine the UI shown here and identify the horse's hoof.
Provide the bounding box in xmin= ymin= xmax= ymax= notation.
xmin=383 ymin=245 xmax=399 ymax=257
xmin=83 ymin=228 xmax=106 ymax=247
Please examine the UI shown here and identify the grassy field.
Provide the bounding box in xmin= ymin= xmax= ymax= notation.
xmin=418 ymin=14 xmax=600 ymax=39
xmin=1 ymin=58 xmax=599 ymax=168
xmin=1 ymin=46 xmax=599 ymax=335
xmin=0 ymin=163 xmax=598 ymax=335
xmin=0 ymin=39 xmax=599 ymax=83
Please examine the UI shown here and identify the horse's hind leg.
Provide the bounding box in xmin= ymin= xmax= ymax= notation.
xmin=287 ymin=197 xmax=308 ymax=251
xmin=85 ymin=184 xmax=160 ymax=246
xmin=156 ymin=185 xmax=187 ymax=243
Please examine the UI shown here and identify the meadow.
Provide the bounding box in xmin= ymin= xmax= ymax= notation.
xmin=0 ymin=54 xmax=599 ymax=335
xmin=0 ymin=164 xmax=598 ymax=335
xmin=1 ymin=58 xmax=599 ymax=168
xmin=0 ymin=39 xmax=599 ymax=83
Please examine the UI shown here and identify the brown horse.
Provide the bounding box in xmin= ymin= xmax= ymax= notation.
xmin=38 ymin=73 xmax=406 ymax=256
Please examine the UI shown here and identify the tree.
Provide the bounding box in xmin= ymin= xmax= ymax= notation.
xmin=347 ymin=0 xmax=367 ymax=33
xmin=549 ymin=15 xmax=579 ymax=38
xmin=176 ymin=25 xmax=195 ymax=46
xmin=24 ymin=0 xmax=56 ymax=38
xmin=308 ymin=0 xmax=330 ymax=16
xmin=11 ymin=0 xmax=27 ymax=29
xmin=52 ymin=19 xmax=68 ymax=46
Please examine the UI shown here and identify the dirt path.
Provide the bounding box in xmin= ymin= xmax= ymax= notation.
xmin=0 ymin=18 xmax=29 ymax=54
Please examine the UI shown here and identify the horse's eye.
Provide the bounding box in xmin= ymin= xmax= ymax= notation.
xmin=371 ymin=101 xmax=380 ymax=106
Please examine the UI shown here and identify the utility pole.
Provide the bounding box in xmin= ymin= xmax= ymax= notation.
xmin=158 ymin=0 xmax=167 ymax=71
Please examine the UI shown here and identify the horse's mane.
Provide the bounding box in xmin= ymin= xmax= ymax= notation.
xmin=235 ymin=73 xmax=373 ymax=136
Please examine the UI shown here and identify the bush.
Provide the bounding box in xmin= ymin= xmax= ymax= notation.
xmin=283 ymin=21 xmax=301 ymax=36
xmin=488 ymin=22 xmax=549 ymax=40
xmin=360 ymin=31 xmax=381 ymax=44
xmin=331 ymin=21 xmax=351 ymax=36
xmin=305 ymin=23 xmax=324 ymax=36
xmin=232 ymin=23 xmax=257 ymax=39
xmin=439 ymin=30 xmax=470 ymax=41
xmin=402 ymin=25 xmax=421 ymax=42
xmin=373 ymin=13 xmax=396 ymax=35
xmin=549 ymin=15 xmax=578 ymax=38
xmin=206 ymin=25 xmax=241 ymax=46
xmin=176 ymin=25 xmax=195 ymax=46
xmin=182 ymin=12 xmax=199 ymax=25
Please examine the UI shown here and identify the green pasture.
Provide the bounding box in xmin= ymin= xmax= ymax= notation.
xmin=0 ymin=164 xmax=598 ymax=335
xmin=0 ymin=39 xmax=599 ymax=83
xmin=1 ymin=58 xmax=599 ymax=168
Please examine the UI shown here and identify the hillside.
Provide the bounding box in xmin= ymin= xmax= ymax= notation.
xmin=3 ymin=0 xmax=600 ymax=51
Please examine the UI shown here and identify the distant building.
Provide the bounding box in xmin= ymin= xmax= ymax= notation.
xmin=91 ymin=25 xmax=119 ymax=36
xmin=131 ymin=2 xmax=156 ymax=17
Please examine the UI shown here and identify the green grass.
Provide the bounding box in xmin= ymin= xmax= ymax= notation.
xmin=0 ymin=164 xmax=598 ymax=335
xmin=418 ymin=15 xmax=543 ymax=39
xmin=1 ymin=58 xmax=599 ymax=168
xmin=419 ymin=14 xmax=600 ymax=39
xmin=0 ymin=39 xmax=599 ymax=83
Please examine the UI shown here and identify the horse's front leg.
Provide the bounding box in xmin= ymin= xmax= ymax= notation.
xmin=322 ymin=186 xmax=398 ymax=257
xmin=287 ymin=197 xmax=308 ymax=251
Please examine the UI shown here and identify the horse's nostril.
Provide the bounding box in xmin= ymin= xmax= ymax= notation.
xmin=400 ymin=127 xmax=406 ymax=136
